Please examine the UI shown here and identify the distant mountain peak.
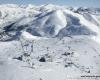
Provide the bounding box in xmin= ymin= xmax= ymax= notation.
xmin=0 ymin=4 xmax=100 ymax=41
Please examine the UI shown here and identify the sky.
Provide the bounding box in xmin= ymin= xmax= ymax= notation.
xmin=0 ymin=0 xmax=100 ymax=8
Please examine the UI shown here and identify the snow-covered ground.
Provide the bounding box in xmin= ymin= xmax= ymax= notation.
xmin=0 ymin=4 xmax=100 ymax=80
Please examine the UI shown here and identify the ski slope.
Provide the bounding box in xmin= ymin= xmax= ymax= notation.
xmin=0 ymin=4 xmax=100 ymax=80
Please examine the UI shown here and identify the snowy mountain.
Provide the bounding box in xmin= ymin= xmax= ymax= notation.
xmin=0 ymin=4 xmax=100 ymax=39
xmin=0 ymin=4 xmax=100 ymax=80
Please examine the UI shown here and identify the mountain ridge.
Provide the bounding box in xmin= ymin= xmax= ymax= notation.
xmin=0 ymin=4 xmax=100 ymax=41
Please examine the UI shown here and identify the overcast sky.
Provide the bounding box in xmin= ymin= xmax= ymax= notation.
xmin=0 ymin=0 xmax=100 ymax=8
